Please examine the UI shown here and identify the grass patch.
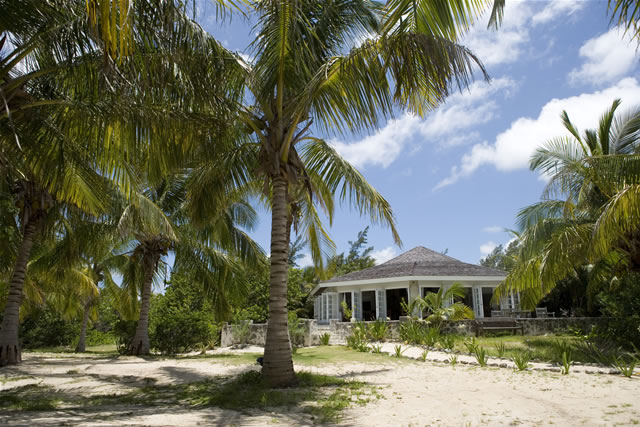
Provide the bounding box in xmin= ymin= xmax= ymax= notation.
xmin=456 ymin=335 xmax=596 ymax=364
xmin=292 ymin=345 xmax=401 ymax=366
xmin=24 ymin=344 xmax=119 ymax=355
xmin=0 ymin=384 xmax=60 ymax=411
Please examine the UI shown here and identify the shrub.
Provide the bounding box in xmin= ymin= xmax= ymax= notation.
xmin=512 ymin=351 xmax=531 ymax=371
xmin=367 ymin=318 xmax=389 ymax=342
xmin=613 ymin=355 xmax=638 ymax=378
xmin=393 ymin=345 xmax=405 ymax=358
xmin=113 ymin=319 xmax=138 ymax=354
xmin=424 ymin=327 xmax=440 ymax=347
xmin=320 ymin=333 xmax=331 ymax=346
xmin=231 ymin=321 xmax=251 ymax=346
xmin=472 ymin=346 xmax=488 ymax=367
xmin=340 ymin=301 xmax=352 ymax=321
xmin=20 ymin=306 xmax=80 ymax=349
xmin=346 ymin=322 xmax=368 ymax=352
xmin=438 ymin=334 xmax=457 ymax=351
xmin=399 ymin=319 xmax=423 ymax=344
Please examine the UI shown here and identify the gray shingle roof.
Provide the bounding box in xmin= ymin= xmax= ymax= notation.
xmin=323 ymin=246 xmax=507 ymax=283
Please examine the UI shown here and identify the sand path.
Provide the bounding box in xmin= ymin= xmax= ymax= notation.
xmin=1 ymin=347 xmax=638 ymax=426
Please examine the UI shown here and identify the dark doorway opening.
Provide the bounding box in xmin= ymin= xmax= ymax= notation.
xmin=482 ymin=287 xmax=495 ymax=317
xmin=386 ymin=288 xmax=408 ymax=320
xmin=362 ymin=291 xmax=376 ymax=321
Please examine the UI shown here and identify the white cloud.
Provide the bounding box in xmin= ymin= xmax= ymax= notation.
xmin=371 ymin=247 xmax=397 ymax=264
xmin=435 ymin=78 xmax=640 ymax=190
xmin=568 ymin=27 xmax=637 ymax=86
xmin=480 ymin=241 xmax=498 ymax=256
xmin=464 ymin=1 xmax=532 ymax=66
xmin=482 ymin=225 xmax=504 ymax=233
xmin=331 ymin=78 xmax=515 ymax=168
xmin=532 ymin=1 xmax=586 ymax=26
xmin=298 ymin=253 xmax=313 ymax=268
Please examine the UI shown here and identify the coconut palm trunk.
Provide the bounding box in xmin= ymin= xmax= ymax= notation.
xmin=262 ymin=175 xmax=296 ymax=387
xmin=75 ymin=297 xmax=93 ymax=353
xmin=129 ymin=253 xmax=159 ymax=356
xmin=0 ymin=219 xmax=39 ymax=366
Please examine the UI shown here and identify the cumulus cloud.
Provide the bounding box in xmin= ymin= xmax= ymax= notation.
xmin=371 ymin=247 xmax=397 ymax=264
xmin=480 ymin=241 xmax=498 ymax=257
xmin=330 ymin=78 xmax=515 ymax=168
xmin=532 ymin=1 xmax=586 ymax=25
xmin=298 ymin=253 xmax=314 ymax=268
xmin=435 ymin=78 xmax=640 ymax=190
xmin=482 ymin=226 xmax=504 ymax=233
xmin=568 ymin=27 xmax=637 ymax=86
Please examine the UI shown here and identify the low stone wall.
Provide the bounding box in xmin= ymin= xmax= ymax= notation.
xmin=220 ymin=317 xmax=607 ymax=347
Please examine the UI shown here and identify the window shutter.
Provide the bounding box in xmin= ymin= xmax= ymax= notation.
xmin=472 ymin=286 xmax=484 ymax=318
xmin=329 ymin=293 xmax=339 ymax=319
xmin=353 ymin=291 xmax=362 ymax=321
xmin=513 ymin=292 xmax=521 ymax=311
xmin=314 ymin=297 xmax=319 ymax=319
xmin=376 ymin=289 xmax=387 ymax=320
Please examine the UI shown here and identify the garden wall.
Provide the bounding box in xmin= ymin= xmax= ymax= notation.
xmin=220 ymin=317 xmax=607 ymax=347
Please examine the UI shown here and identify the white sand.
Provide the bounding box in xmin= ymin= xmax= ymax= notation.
xmin=1 ymin=346 xmax=638 ymax=426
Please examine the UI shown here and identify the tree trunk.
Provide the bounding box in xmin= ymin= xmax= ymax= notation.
xmin=75 ymin=297 xmax=92 ymax=353
xmin=0 ymin=219 xmax=39 ymax=366
xmin=262 ymin=175 xmax=297 ymax=387
xmin=129 ymin=253 xmax=159 ymax=355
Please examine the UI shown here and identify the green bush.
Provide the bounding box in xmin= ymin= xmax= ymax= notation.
xmin=20 ymin=307 xmax=80 ymax=349
xmin=346 ymin=322 xmax=368 ymax=352
xmin=367 ymin=318 xmax=389 ymax=342
xmin=149 ymin=278 xmax=221 ymax=355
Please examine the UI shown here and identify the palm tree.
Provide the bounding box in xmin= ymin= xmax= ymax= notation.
xmin=0 ymin=0 xmax=245 ymax=365
xmin=496 ymin=99 xmax=640 ymax=308
xmin=117 ymin=175 xmax=262 ymax=355
xmin=404 ymin=283 xmax=474 ymax=327
xmin=204 ymin=0 xmax=492 ymax=386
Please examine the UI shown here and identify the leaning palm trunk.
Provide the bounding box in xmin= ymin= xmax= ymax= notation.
xmin=75 ymin=297 xmax=93 ymax=353
xmin=262 ymin=175 xmax=296 ymax=387
xmin=0 ymin=219 xmax=39 ymax=366
xmin=129 ymin=254 xmax=159 ymax=355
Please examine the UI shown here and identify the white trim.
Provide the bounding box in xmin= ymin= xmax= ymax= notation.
xmin=314 ymin=275 xmax=504 ymax=291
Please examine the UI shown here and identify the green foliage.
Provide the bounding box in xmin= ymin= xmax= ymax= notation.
xmin=19 ymin=306 xmax=80 ymax=349
xmin=472 ymin=346 xmax=488 ymax=367
xmin=319 ymin=333 xmax=331 ymax=346
xmin=421 ymin=348 xmax=429 ymax=362
xmin=411 ymin=283 xmax=474 ymax=328
xmin=327 ymin=227 xmax=376 ymax=278
xmin=393 ymin=344 xmax=405 ymax=358
xmin=593 ymin=273 xmax=640 ymax=350
xmin=231 ymin=321 xmax=251 ymax=346
xmin=494 ymin=341 xmax=506 ymax=358
xmin=340 ymin=301 xmax=352 ymax=321
xmin=438 ymin=334 xmax=457 ymax=351
xmin=561 ymin=350 xmax=573 ymax=375
xmin=149 ymin=276 xmax=221 ymax=354
xmin=613 ymin=355 xmax=638 ymax=378
xmin=511 ymin=351 xmax=532 ymax=371
xmin=398 ymin=319 xmax=441 ymax=347
xmin=367 ymin=318 xmax=389 ymax=342
xmin=112 ymin=319 xmax=138 ymax=355
xmin=346 ymin=322 xmax=369 ymax=352
xmin=288 ymin=312 xmax=306 ymax=350
xmin=479 ymin=239 xmax=519 ymax=272
xmin=551 ymin=339 xmax=574 ymax=364
xmin=448 ymin=354 xmax=458 ymax=366
xmin=370 ymin=343 xmax=383 ymax=354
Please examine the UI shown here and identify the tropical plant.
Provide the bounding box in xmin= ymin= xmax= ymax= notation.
xmin=495 ymin=100 xmax=640 ymax=310
xmin=512 ymin=351 xmax=531 ymax=371
xmin=613 ymin=355 xmax=638 ymax=378
xmin=370 ymin=343 xmax=383 ymax=354
xmin=367 ymin=318 xmax=389 ymax=342
xmin=438 ymin=334 xmax=457 ymax=352
xmin=448 ymin=354 xmax=458 ymax=366
xmin=393 ymin=344 xmax=405 ymax=358
xmin=421 ymin=348 xmax=429 ymax=362
xmin=411 ymin=283 xmax=474 ymax=328
xmin=319 ymin=333 xmax=331 ymax=346
xmin=472 ymin=346 xmax=488 ymax=367
xmin=561 ymin=350 xmax=573 ymax=375
xmin=346 ymin=322 xmax=369 ymax=352
xmin=196 ymin=0 xmax=494 ymax=387
xmin=341 ymin=301 xmax=353 ymax=321
xmin=0 ymin=0 xmax=246 ymax=365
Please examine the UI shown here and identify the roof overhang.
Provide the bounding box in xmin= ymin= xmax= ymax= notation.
xmin=310 ymin=275 xmax=506 ymax=296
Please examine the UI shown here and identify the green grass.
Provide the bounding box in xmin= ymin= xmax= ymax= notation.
xmin=24 ymin=344 xmax=119 ymax=355
xmin=0 ymin=371 xmax=378 ymax=423
xmin=292 ymin=345 xmax=402 ymax=366
xmin=455 ymin=335 xmax=592 ymax=363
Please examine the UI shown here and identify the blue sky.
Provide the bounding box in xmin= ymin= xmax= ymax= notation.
xmin=198 ymin=0 xmax=639 ymax=267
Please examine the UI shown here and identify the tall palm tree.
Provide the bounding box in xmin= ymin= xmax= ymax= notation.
xmin=117 ymin=175 xmax=262 ymax=355
xmin=496 ymin=99 xmax=640 ymax=308
xmin=0 ymin=0 xmax=245 ymax=365
xmin=197 ymin=0 xmax=492 ymax=386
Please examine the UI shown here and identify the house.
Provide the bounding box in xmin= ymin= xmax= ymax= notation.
xmin=311 ymin=246 xmax=515 ymax=323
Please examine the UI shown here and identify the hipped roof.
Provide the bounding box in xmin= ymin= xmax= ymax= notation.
xmin=322 ymin=246 xmax=507 ymax=284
